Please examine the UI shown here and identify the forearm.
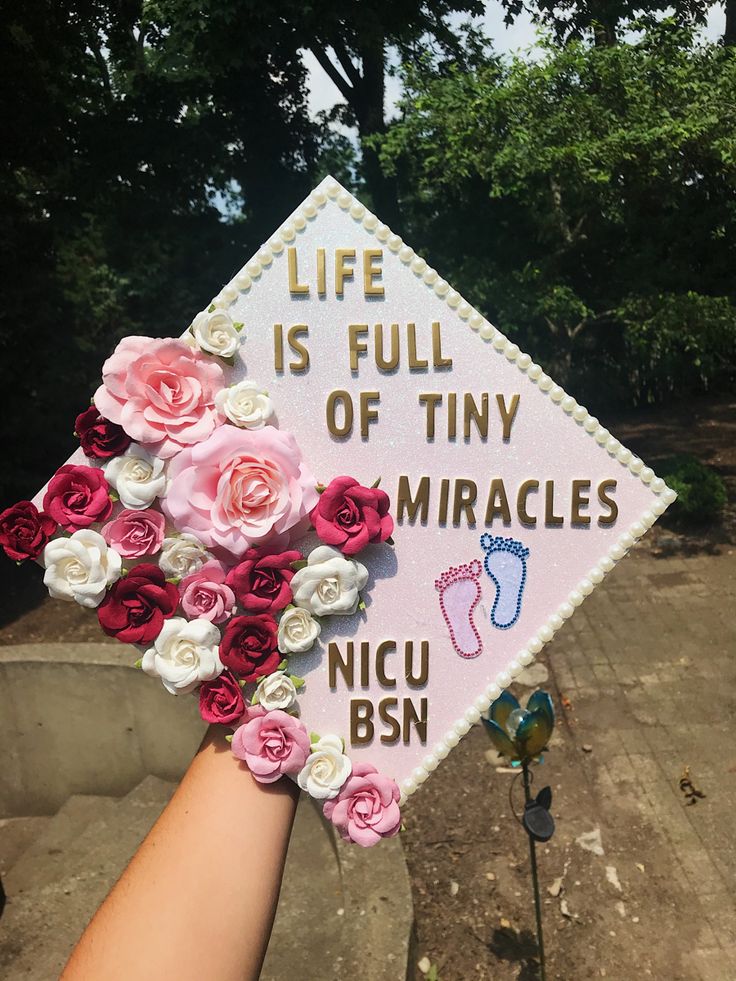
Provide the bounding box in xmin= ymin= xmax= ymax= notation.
xmin=62 ymin=726 xmax=299 ymax=981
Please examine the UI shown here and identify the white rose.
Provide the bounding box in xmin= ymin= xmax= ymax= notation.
xmin=255 ymin=670 xmax=298 ymax=711
xmin=191 ymin=309 xmax=241 ymax=358
xmin=42 ymin=529 xmax=122 ymax=608
xmin=214 ymin=380 xmax=273 ymax=429
xmin=297 ymin=734 xmax=352 ymax=800
xmin=291 ymin=545 xmax=368 ymax=616
xmin=158 ymin=534 xmax=211 ymax=579
xmin=104 ymin=446 xmax=167 ymax=509
xmin=142 ymin=617 xmax=222 ymax=695
xmin=277 ymin=606 xmax=321 ymax=654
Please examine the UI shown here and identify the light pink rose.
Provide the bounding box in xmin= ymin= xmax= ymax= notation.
xmin=94 ymin=337 xmax=224 ymax=459
xmin=323 ymin=763 xmax=402 ymax=847
xmin=162 ymin=426 xmax=318 ymax=561
xmin=230 ymin=707 xmax=310 ymax=784
xmin=179 ymin=559 xmax=236 ymax=624
xmin=101 ymin=508 xmax=166 ymax=558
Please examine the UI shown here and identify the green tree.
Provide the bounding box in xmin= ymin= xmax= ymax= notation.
xmin=379 ymin=21 xmax=736 ymax=404
xmin=0 ymin=0 xmax=326 ymax=499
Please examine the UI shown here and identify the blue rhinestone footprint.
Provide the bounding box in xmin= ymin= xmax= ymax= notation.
xmin=479 ymin=534 xmax=529 ymax=630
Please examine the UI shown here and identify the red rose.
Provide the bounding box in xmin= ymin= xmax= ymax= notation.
xmin=311 ymin=476 xmax=393 ymax=556
xmin=0 ymin=500 xmax=57 ymax=561
xmin=199 ymin=670 xmax=245 ymax=725
xmin=220 ymin=614 xmax=279 ymax=682
xmin=225 ymin=548 xmax=301 ymax=613
xmin=97 ymin=563 xmax=179 ymax=644
xmin=75 ymin=406 xmax=131 ymax=459
xmin=43 ymin=464 xmax=113 ymax=531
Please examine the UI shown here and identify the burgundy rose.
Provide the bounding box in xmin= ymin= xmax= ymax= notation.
xmin=43 ymin=464 xmax=113 ymax=531
xmin=225 ymin=548 xmax=301 ymax=613
xmin=220 ymin=613 xmax=279 ymax=682
xmin=0 ymin=500 xmax=57 ymax=561
xmin=75 ymin=406 xmax=131 ymax=459
xmin=97 ymin=563 xmax=179 ymax=644
xmin=199 ymin=670 xmax=245 ymax=725
xmin=311 ymin=476 xmax=393 ymax=556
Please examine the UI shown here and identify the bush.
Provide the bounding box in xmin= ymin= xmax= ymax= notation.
xmin=659 ymin=454 xmax=727 ymax=523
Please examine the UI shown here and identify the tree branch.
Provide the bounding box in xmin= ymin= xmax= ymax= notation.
xmin=331 ymin=37 xmax=362 ymax=91
xmin=309 ymin=44 xmax=354 ymax=103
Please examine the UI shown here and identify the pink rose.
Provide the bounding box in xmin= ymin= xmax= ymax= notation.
xmin=94 ymin=336 xmax=224 ymax=459
xmin=43 ymin=464 xmax=113 ymax=531
xmin=101 ymin=508 xmax=166 ymax=558
xmin=323 ymin=763 xmax=401 ymax=847
xmin=162 ymin=426 xmax=318 ymax=561
xmin=179 ymin=560 xmax=236 ymax=623
xmin=230 ymin=707 xmax=310 ymax=784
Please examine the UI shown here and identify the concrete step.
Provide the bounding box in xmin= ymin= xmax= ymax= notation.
xmin=0 ymin=817 xmax=50 ymax=878
xmin=4 ymin=794 xmax=119 ymax=895
xmin=0 ymin=778 xmax=413 ymax=981
xmin=0 ymin=776 xmax=175 ymax=980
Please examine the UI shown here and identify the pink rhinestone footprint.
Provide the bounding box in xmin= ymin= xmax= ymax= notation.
xmin=435 ymin=560 xmax=484 ymax=659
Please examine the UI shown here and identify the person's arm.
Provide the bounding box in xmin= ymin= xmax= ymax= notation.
xmin=62 ymin=726 xmax=299 ymax=981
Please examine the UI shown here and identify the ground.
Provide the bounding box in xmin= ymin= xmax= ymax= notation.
xmin=1 ymin=395 xmax=734 ymax=981
xmin=401 ymin=395 xmax=736 ymax=981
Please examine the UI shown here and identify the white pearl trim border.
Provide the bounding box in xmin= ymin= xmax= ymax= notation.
xmin=194 ymin=174 xmax=677 ymax=806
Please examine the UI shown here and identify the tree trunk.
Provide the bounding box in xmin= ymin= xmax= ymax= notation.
xmin=352 ymin=34 xmax=401 ymax=227
xmin=726 ymin=0 xmax=736 ymax=47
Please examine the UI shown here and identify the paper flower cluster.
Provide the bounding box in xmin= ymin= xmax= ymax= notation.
xmin=0 ymin=314 xmax=400 ymax=847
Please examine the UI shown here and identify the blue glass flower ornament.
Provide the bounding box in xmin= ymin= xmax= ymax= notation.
xmin=482 ymin=690 xmax=555 ymax=763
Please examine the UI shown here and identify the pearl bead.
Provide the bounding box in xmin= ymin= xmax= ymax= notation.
xmin=458 ymin=302 xmax=472 ymax=319
xmin=399 ymin=245 xmax=414 ymax=264
xmin=617 ymin=447 xmax=633 ymax=465
xmin=435 ymin=742 xmax=450 ymax=760
xmin=388 ymin=234 xmax=402 ymax=252
xmin=246 ymin=260 xmax=262 ymax=278
xmin=538 ymin=625 xmax=553 ymax=642
xmin=434 ymin=279 xmax=450 ymax=297
xmin=312 ymin=189 xmax=327 ymax=206
xmin=527 ymin=637 xmax=543 ymax=654
xmin=280 ymin=224 xmax=296 ymax=242
xmin=519 ymin=649 xmax=534 ymax=665
xmin=423 ymin=267 xmax=438 ymax=285
xmin=549 ymin=614 xmax=563 ymax=630
xmin=363 ymin=213 xmax=378 ymax=231
xmin=504 ymin=343 xmax=519 ymax=361
xmin=599 ymin=556 xmax=614 ymax=572
xmin=222 ymin=285 xmax=238 ymax=304
xmin=562 ymin=396 xmax=576 ymax=413
xmin=447 ymin=290 xmax=461 ymax=308
xmin=640 ymin=467 xmax=654 ymax=483
xmin=569 ymin=590 xmax=584 ymax=606
xmin=606 ymin=437 xmax=621 ymax=455
xmin=349 ymin=201 xmax=365 ymax=220
xmin=337 ymin=190 xmax=351 ymax=209
xmin=479 ymin=322 xmax=495 ymax=341
xmin=269 ymin=236 xmax=284 ymax=254
xmin=492 ymin=333 xmax=507 ymax=350
xmin=423 ymin=754 xmax=439 ymax=771
xmin=528 ymin=364 xmax=542 ymax=380
xmin=595 ymin=427 xmax=610 ymax=444
xmin=539 ymin=374 xmax=553 ymax=391
xmin=375 ymin=223 xmax=390 ymax=242
xmin=454 ymin=718 xmax=471 ymax=736
xmin=465 ymin=706 xmax=481 ymax=724
xmin=411 ymin=256 xmax=427 ymax=275
xmin=550 ymin=386 xmax=565 ymax=402
xmin=573 ymin=405 xmax=588 ymax=422
xmin=559 ymin=602 xmax=575 ymax=618
xmin=650 ymin=477 xmax=665 ymax=493
xmin=413 ymin=766 xmax=429 ymax=784
xmin=584 ymin=416 xmax=598 ymax=432
xmin=629 ymin=457 xmax=643 ymax=474
xmin=475 ymin=694 xmax=492 ymax=712
xmin=325 ymin=181 xmax=340 ymax=198
xmin=496 ymin=671 xmax=511 ymax=688
xmin=517 ymin=353 xmax=532 ymax=370
xmin=293 ymin=214 xmax=306 ymax=231
xmin=235 ymin=272 xmax=252 ymax=291
xmin=486 ymin=684 xmax=501 ymax=700
xmin=446 ymin=730 xmax=460 ymax=747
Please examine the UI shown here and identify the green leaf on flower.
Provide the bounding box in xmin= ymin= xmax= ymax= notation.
xmin=165 ymin=576 xmax=181 ymax=586
xmin=290 ymin=674 xmax=305 ymax=689
xmin=109 ymin=491 xmax=119 ymax=503
xmin=386 ymin=536 xmax=395 ymax=546
xmin=277 ymin=659 xmax=288 ymax=672
xmin=219 ymin=355 xmax=236 ymax=368
xmin=310 ymin=732 xmax=321 ymax=745
xmin=251 ymin=692 xmax=260 ymax=705
xmin=315 ymin=483 xmax=326 ymax=494
xmin=134 ymin=658 xmax=143 ymax=669
xmin=207 ymin=303 xmax=216 ymax=313
xmin=233 ymin=322 xmax=245 ymax=332
xmin=238 ymin=679 xmax=247 ymax=688
xmin=358 ymin=599 xmax=367 ymax=611
xmin=224 ymin=733 xmax=233 ymax=744
xmin=371 ymin=477 xmax=382 ymax=488
xmin=290 ymin=559 xmax=308 ymax=571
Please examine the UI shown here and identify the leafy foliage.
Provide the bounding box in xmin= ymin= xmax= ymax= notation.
xmin=379 ymin=21 xmax=736 ymax=405
xmin=660 ymin=455 xmax=727 ymax=522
